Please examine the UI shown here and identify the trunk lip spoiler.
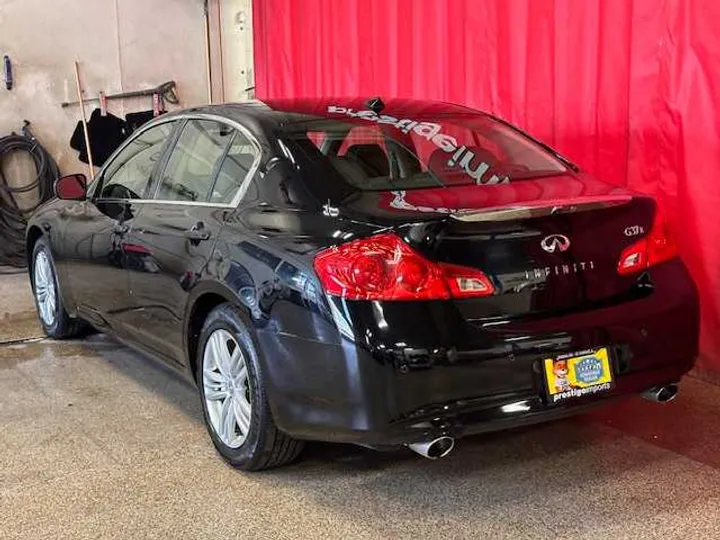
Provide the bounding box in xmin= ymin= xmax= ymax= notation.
xmin=449 ymin=194 xmax=634 ymax=222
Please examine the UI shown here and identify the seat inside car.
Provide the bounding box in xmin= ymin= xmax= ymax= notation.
xmin=327 ymin=139 xmax=430 ymax=190
xmin=344 ymin=144 xmax=390 ymax=177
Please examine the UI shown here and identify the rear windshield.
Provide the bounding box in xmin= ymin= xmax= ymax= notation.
xmin=281 ymin=107 xmax=567 ymax=193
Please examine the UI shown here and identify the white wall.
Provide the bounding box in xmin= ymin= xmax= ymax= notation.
xmin=219 ymin=0 xmax=254 ymax=102
xmin=0 ymin=0 xmax=209 ymax=175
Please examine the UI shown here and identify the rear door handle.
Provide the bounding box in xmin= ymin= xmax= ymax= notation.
xmin=185 ymin=222 xmax=210 ymax=243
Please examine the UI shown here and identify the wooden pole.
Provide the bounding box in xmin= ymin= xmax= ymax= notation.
xmin=204 ymin=0 xmax=213 ymax=104
xmin=74 ymin=61 xmax=95 ymax=176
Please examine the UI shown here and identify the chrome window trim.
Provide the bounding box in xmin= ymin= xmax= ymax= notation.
xmin=113 ymin=199 xmax=238 ymax=208
xmin=91 ymin=112 xmax=262 ymax=210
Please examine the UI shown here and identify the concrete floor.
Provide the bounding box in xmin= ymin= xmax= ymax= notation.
xmin=2 ymin=274 xmax=720 ymax=539
xmin=0 ymin=270 xmax=43 ymax=343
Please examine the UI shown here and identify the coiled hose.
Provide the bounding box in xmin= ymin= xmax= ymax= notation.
xmin=0 ymin=121 xmax=58 ymax=270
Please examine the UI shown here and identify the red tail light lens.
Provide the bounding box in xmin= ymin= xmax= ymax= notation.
xmin=646 ymin=208 xmax=678 ymax=266
xmin=617 ymin=239 xmax=648 ymax=275
xmin=617 ymin=208 xmax=678 ymax=275
xmin=313 ymin=234 xmax=495 ymax=300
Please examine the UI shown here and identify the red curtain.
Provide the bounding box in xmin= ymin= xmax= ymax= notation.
xmin=254 ymin=0 xmax=720 ymax=372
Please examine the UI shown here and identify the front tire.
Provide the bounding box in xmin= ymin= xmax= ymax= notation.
xmin=31 ymin=237 xmax=82 ymax=339
xmin=197 ymin=303 xmax=304 ymax=471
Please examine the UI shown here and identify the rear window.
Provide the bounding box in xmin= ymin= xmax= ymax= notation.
xmin=282 ymin=108 xmax=567 ymax=193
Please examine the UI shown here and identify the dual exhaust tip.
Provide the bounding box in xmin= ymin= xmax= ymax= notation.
xmin=407 ymin=436 xmax=455 ymax=459
xmin=407 ymin=383 xmax=679 ymax=460
xmin=642 ymin=383 xmax=679 ymax=404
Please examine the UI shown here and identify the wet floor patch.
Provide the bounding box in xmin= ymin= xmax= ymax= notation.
xmin=0 ymin=310 xmax=43 ymax=343
xmin=0 ymin=338 xmax=89 ymax=365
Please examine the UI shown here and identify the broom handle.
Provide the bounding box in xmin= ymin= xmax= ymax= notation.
xmin=74 ymin=61 xmax=95 ymax=176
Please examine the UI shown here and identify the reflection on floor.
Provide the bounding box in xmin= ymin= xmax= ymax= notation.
xmin=1 ymin=333 xmax=719 ymax=540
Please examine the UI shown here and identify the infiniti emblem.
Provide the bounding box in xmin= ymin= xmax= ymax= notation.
xmin=541 ymin=234 xmax=571 ymax=253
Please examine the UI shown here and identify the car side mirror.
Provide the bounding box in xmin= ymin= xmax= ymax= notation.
xmin=55 ymin=173 xmax=87 ymax=200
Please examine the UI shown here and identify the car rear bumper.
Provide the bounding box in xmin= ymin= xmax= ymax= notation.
xmin=259 ymin=336 xmax=694 ymax=446
xmin=256 ymin=260 xmax=699 ymax=446
xmin=374 ymin=363 xmax=690 ymax=445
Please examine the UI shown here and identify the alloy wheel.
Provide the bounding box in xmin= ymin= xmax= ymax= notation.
xmin=34 ymin=251 xmax=57 ymax=327
xmin=202 ymin=329 xmax=252 ymax=448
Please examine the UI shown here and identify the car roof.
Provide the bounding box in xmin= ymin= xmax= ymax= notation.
xmin=174 ymin=97 xmax=484 ymax=128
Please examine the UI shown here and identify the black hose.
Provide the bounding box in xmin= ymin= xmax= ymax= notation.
xmin=0 ymin=121 xmax=58 ymax=269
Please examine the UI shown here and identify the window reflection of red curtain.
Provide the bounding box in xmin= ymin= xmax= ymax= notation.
xmin=307 ymin=132 xmax=325 ymax=149
xmin=338 ymin=126 xmax=387 ymax=156
xmin=254 ymin=0 xmax=720 ymax=373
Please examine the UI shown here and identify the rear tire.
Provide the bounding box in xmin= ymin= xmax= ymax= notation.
xmin=31 ymin=237 xmax=82 ymax=339
xmin=196 ymin=303 xmax=304 ymax=471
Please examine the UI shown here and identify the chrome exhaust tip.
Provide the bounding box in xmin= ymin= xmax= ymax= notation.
xmin=407 ymin=436 xmax=455 ymax=459
xmin=642 ymin=383 xmax=679 ymax=403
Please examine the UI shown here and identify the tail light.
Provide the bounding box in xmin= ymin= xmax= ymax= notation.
xmin=617 ymin=208 xmax=678 ymax=275
xmin=313 ymin=234 xmax=495 ymax=301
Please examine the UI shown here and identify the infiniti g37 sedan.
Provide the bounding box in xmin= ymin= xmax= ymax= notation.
xmin=27 ymin=98 xmax=700 ymax=470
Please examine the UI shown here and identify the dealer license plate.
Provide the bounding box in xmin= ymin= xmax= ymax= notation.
xmin=543 ymin=347 xmax=614 ymax=403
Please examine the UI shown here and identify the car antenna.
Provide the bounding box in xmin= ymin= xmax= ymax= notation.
xmin=366 ymin=97 xmax=385 ymax=114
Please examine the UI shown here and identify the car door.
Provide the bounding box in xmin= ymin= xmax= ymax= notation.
xmin=62 ymin=120 xmax=177 ymax=330
xmin=120 ymin=117 xmax=261 ymax=365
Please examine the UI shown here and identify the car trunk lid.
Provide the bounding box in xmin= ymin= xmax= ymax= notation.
xmin=428 ymin=194 xmax=656 ymax=320
xmin=340 ymin=174 xmax=657 ymax=319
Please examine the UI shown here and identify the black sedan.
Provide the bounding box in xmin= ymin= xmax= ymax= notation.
xmin=27 ymin=98 xmax=700 ymax=470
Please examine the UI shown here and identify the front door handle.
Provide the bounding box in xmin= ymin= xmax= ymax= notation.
xmin=185 ymin=222 xmax=210 ymax=244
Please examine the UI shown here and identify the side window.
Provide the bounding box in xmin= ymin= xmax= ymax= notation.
xmin=155 ymin=119 xmax=233 ymax=203
xmin=210 ymin=131 xmax=259 ymax=204
xmin=98 ymin=122 xmax=174 ymax=199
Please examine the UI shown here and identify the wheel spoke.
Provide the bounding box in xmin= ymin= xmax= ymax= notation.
xmin=233 ymin=396 xmax=252 ymax=434
xmin=207 ymin=332 xmax=219 ymax=366
xmin=234 ymin=364 xmax=247 ymax=387
xmin=39 ymin=257 xmax=49 ymax=282
xmin=227 ymin=347 xmax=242 ymax=375
xmin=204 ymin=367 xmax=224 ymax=384
xmin=204 ymin=386 xmax=228 ymax=401
xmin=220 ymin=396 xmax=237 ymax=443
xmin=210 ymin=332 xmax=227 ymax=376
xmin=218 ymin=340 xmax=234 ymax=378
